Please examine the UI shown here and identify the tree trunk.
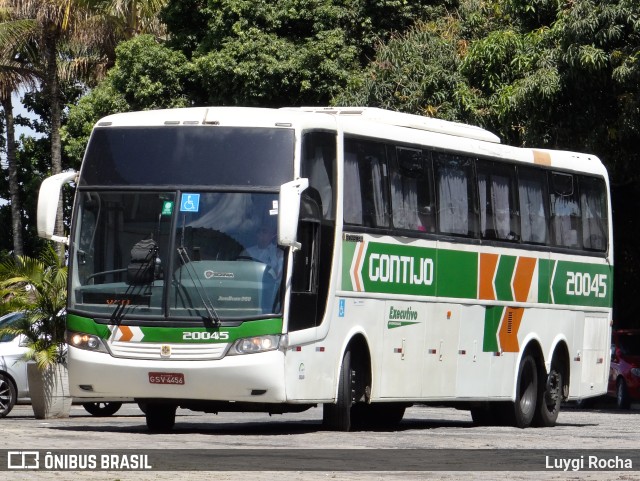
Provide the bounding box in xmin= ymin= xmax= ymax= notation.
xmin=1 ymin=93 xmax=24 ymax=257
xmin=45 ymin=29 xmax=65 ymax=262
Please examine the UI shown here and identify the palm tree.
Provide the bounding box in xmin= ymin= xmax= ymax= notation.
xmin=0 ymin=1 xmax=167 ymax=260
xmin=0 ymin=245 xmax=67 ymax=369
xmin=0 ymin=9 xmax=39 ymax=257
xmin=0 ymin=0 xmax=112 ymax=260
xmin=93 ymin=0 xmax=167 ymax=41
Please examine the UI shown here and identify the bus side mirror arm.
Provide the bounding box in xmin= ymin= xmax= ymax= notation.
xmin=278 ymin=178 xmax=309 ymax=251
xmin=37 ymin=170 xmax=77 ymax=245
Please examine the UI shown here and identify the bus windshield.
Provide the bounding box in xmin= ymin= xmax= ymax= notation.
xmin=71 ymin=190 xmax=285 ymax=322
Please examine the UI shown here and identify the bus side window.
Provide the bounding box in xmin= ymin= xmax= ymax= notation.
xmin=550 ymin=172 xmax=581 ymax=248
xmin=390 ymin=146 xmax=435 ymax=233
xmin=301 ymin=132 xmax=336 ymax=221
xmin=518 ymin=167 xmax=550 ymax=244
xmin=477 ymin=160 xmax=520 ymax=242
xmin=343 ymin=138 xmax=390 ymax=228
xmin=434 ymin=152 xmax=478 ymax=237
xmin=580 ymin=176 xmax=608 ymax=252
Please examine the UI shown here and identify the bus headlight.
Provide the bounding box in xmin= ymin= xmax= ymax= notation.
xmin=67 ymin=331 xmax=108 ymax=353
xmin=227 ymin=334 xmax=286 ymax=355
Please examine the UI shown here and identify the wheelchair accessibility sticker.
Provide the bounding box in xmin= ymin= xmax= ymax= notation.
xmin=180 ymin=193 xmax=200 ymax=212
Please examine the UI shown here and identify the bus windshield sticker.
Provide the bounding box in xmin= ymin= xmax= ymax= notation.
xmin=161 ymin=200 xmax=174 ymax=216
xmin=180 ymin=193 xmax=200 ymax=212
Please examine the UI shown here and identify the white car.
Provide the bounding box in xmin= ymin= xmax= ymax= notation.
xmin=0 ymin=312 xmax=126 ymax=418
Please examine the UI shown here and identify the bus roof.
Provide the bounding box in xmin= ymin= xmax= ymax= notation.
xmin=94 ymin=106 xmax=607 ymax=177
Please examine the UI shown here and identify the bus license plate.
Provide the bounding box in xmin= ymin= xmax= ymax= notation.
xmin=148 ymin=372 xmax=185 ymax=385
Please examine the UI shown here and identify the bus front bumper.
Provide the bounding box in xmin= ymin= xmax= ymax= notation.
xmin=67 ymin=346 xmax=287 ymax=403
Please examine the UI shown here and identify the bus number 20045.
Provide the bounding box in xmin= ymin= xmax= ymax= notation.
xmin=566 ymin=272 xmax=607 ymax=299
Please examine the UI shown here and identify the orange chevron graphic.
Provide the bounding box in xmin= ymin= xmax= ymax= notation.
xmin=513 ymin=257 xmax=537 ymax=302
xmin=499 ymin=307 xmax=524 ymax=352
xmin=118 ymin=326 xmax=133 ymax=342
xmin=353 ymin=241 xmax=366 ymax=292
xmin=479 ymin=253 xmax=499 ymax=300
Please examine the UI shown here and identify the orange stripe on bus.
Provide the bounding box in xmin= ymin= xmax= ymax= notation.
xmin=119 ymin=326 xmax=133 ymax=342
xmin=353 ymin=242 xmax=366 ymax=292
xmin=512 ymin=257 xmax=537 ymax=302
xmin=479 ymin=253 xmax=499 ymax=300
xmin=499 ymin=307 xmax=524 ymax=352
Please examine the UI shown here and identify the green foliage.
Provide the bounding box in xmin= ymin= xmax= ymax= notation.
xmin=63 ymin=35 xmax=192 ymax=165
xmin=194 ymin=27 xmax=358 ymax=106
xmin=63 ymin=82 xmax=129 ymax=168
xmin=334 ymin=19 xmax=481 ymax=122
xmin=0 ymin=245 xmax=67 ymax=370
xmin=165 ymin=0 xmax=440 ymax=106
xmin=108 ymin=35 xmax=193 ymax=110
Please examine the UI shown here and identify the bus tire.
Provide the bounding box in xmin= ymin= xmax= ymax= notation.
xmin=323 ymin=349 xmax=353 ymax=431
xmin=506 ymin=353 xmax=538 ymax=428
xmin=532 ymin=367 xmax=563 ymax=427
xmin=145 ymin=403 xmax=177 ymax=432
xmin=617 ymin=378 xmax=631 ymax=410
xmin=82 ymin=401 xmax=123 ymax=417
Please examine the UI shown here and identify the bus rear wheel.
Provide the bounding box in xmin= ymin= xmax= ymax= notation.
xmin=145 ymin=403 xmax=177 ymax=432
xmin=532 ymin=368 xmax=563 ymax=427
xmin=505 ymin=353 xmax=538 ymax=428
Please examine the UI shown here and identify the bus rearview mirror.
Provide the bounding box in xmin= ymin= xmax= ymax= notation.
xmin=278 ymin=178 xmax=309 ymax=251
xmin=37 ymin=170 xmax=77 ymax=244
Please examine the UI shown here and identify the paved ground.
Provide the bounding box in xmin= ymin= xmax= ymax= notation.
xmin=1 ymin=397 xmax=638 ymax=480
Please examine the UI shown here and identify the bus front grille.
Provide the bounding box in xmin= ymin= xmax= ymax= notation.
xmin=107 ymin=341 xmax=228 ymax=360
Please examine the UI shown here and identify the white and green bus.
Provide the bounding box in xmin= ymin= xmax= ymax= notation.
xmin=38 ymin=106 xmax=612 ymax=431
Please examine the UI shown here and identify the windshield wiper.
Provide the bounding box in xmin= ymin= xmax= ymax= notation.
xmin=176 ymin=246 xmax=221 ymax=327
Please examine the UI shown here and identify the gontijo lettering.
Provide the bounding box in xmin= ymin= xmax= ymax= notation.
xmin=369 ymin=253 xmax=434 ymax=285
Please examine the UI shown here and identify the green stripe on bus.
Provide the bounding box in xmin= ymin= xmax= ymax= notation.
xmin=551 ymin=261 xmax=612 ymax=307
xmin=67 ymin=313 xmax=283 ymax=343
xmin=495 ymin=255 xmax=516 ymax=302
xmin=537 ymin=259 xmax=552 ymax=304
xmin=341 ymin=240 xmax=356 ymax=291
xmin=341 ymin=239 xmax=612 ymax=308
xmin=483 ymin=306 xmax=503 ymax=352
xmin=435 ymin=249 xmax=477 ymax=299
xmin=67 ymin=313 xmax=111 ymax=338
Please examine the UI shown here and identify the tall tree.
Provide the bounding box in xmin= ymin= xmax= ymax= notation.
xmin=162 ymin=0 xmax=444 ymax=106
xmin=0 ymin=0 xmax=111 ymax=259
xmin=0 ymin=11 xmax=39 ymax=257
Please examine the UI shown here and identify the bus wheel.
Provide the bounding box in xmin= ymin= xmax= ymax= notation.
xmin=617 ymin=378 xmax=631 ymax=410
xmin=323 ymin=349 xmax=354 ymax=431
xmin=507 ymin=353 xmax=538 ymax=428
xmin=145 ymin=403 xmax=177 ymax=432
xmin=82 ymin=401 xmax=123 ymax=417
xmin=532 ymin=368 xmax=563 ymax=427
